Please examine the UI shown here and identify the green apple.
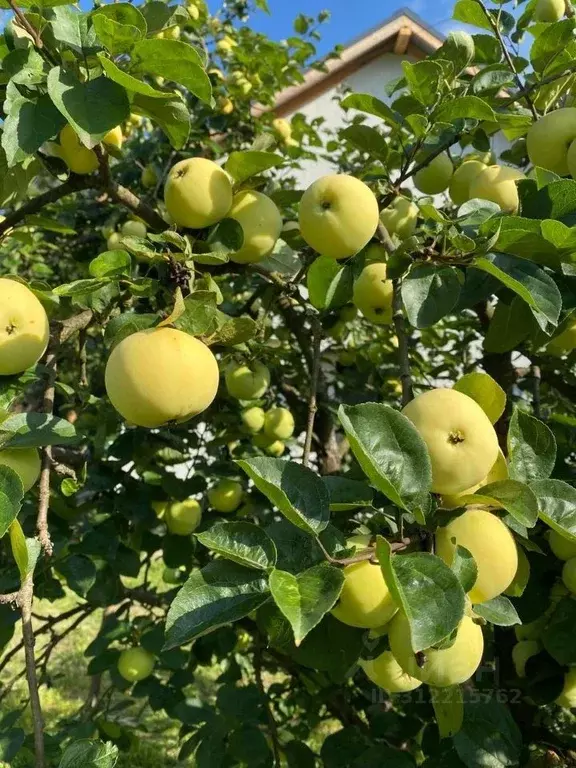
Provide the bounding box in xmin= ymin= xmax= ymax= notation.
xmin=141 ymin=165 xmax=159 ymax=189
xmin=121 ymin=220 xmax=147 ymax=239
xmin=449 ymin=159 xmax=488 ymax=206
xmin=107 ymin=232 xmax=122 ymax=250
xmin=117 ymin=647 xmax=155 ymax=682
xmin=165 ymin=499 xmax=202 ymax=535
xmin=263 ymin=407 xmax=294 ymax=440
xmin=469 ymin=165 xmax=526 ymax=213
xmin=512 ymin=640 xmax=540 ymax=678
xmin=208 ymin=479 xmax=243 ymax=513
xmin=361 ymin=650 xmax=422 ymax=693
xmin=379 ymin=196 xmax=418 ymax=239
xmin=225 ymin=361 xmax=270 ymax=400
xmin=561 ymin=557 xmax=576 ymax=594
xmin=228 ymin=190 xmax=283 ymax=264
xmin=299 ymin=174 xmax=379 ymax=259
xmin=413 ymin=153 xmax=453 ymax=195
xmin=241 ymin=406 xmax=265 ymax=433
xmin=59 ymin=124 xmax=99 ymax=175
xmin=534 ymin=0 xmax=565 ymax=22
xmin=253 ymin=434 xmax=285 ymax=456
xmin=527 ymin=108 xmax=576 ymax=176
xmin=0 ymin=447 xmax=41 ymax=492
xmin=549 ymin=528 xmax=576 ymax=560
xmin=556 ymin=667 xmax=576 ymax=708
xmin=164 ymin=158 xmax=233 ymax=229
xmin=0 ymin=279 xmax=49 ymax=376
xmin=353 ymin=263 xmax=393 ymax=325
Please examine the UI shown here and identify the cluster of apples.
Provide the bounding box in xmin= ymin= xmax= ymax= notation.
xmin=106 ymin=220 xmax=148 ymax=251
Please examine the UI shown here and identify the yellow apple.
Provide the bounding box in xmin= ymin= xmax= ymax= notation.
xmin=527 ymin=108 xmax=576 ymax=176
xmin=441 ymin=448 xmax=508 ymax=509
xmin=117 ymin=647 xmax=155 ymax=682
xmin=141 ymin=165 xmax=159 ymax=189
xmin=228 ymin=190 xmax=283 ymax=264
xmin=164 ymin=158 xmax=233 ymax=229
xmin=105 ymin=328 xmax=219 ymax=428
xmin=299 ymin=174 xmax=379 ymax=260
xmin=216 ymin=35 xmax=236 ymax=54
xmin=165 ymin=498 xmax=202 ymax=535
xmin=549 ymin=529 xmax=576 ymax=560
xmin=59 ymin=124 xmax=99 ymax=175
xmin=389 ymin=612 xmax=484 ymax=687
xmin=449 ymin=160 xmax=488 ymax=206
xmin=121 ymin=220 xmax=147 ymax=239
xmin=107 ymin=232 xmax=122 ymax=250
xmin=187 ymin=2 xmax=200 ymax=21
xmin=402 ymin=389 xmax=499 ymax=495
xmin=225 ymin=361 xmax=270 ymax=400
xmin=102 ymin=125 xmax=123 ymax=149
xmin=561 ymin=557 xmax=576 ymax=594
xmin=361 ymin=650 xmax=422 ymax=693
xmin=208 ymin=479 xmax=243 ymax=513
xmin=152 ymin=500 xmax=168 ymax=519
xmin=253 ymin=434 xmax=285 ymax=456
xmin=534 ymin=0 xmax=565 ymax=22
xmin=272 ymin=118 xmax=292 ymax=141
xmin=164 ymin=25 xmax=181 ymax=40
xmin=413 ymin=153 xmax=453 ymax=195
xmin=263 ymin=407 xmax=294 ymax=440
xmin=556 ymin=667 xmax=576 ymax=708
xmin=208 ymin=68 xmax=225 ymax=80
xmin=0 ymin=278 xmax=49 ymax=375
xmin=512 ymin=640 xmax=540 ymax=678
xmin=546 ymin=321 xmax=576 ymax=355
xmin=379 ymin=196 xmax=418 ymax=240
xmin=332 ymin=560 xmax=397 ymax=629
xmin=241 ymin=406 xmax=265 ymax=433
xmin=0 ymin=448 xmax=41 ymax=492
xmin=352 ymin=263 xmax=394 ymax=325
xmin=436 ymin=507 xmax=519 ymax=603
xmin=219 ymin=97 xmax=234 ymax=114
xmin=468 ymin=165 xmax=526 ymax=213
xmin=128 ymin=113 xmax=143 ymax=127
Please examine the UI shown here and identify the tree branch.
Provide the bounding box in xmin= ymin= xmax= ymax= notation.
xmin=254 ymin=635 xmax=282 ymax=767
xmin=392 ymin=279 xmax=413 ymax=406
xmin=36 ymin=340 xmax=57 ymax=556
xmin=107 ymin=182 xmax=167 ymax=232
xmin=302 ymin=316 xmax=322 ymax=467
xmin=20 ymin=574 xmax=45 ymax=768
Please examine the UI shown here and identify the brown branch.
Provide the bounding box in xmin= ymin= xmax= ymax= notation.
xmin=8 ymin=0 xmax=43 ymax=49
xmin=107 ymin=182 xmax=167 ymax=232
xmin=566 ymin=0 xmax=575 ymax=18
xmin=36 ymin=341 xmax=57 ymax=556
xmin=20 ymin=574 xmax=45 ymax=768
xmin=392 ymin=279 xmax=413 ymax=406
xmin=302 ymin=316 xmax=322 ymax=467
xmin=0 ymin=591 xmax=20 ymax=604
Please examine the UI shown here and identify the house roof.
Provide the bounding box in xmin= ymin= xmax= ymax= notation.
xmin=273 ymin=8 xmax=445 ymax=117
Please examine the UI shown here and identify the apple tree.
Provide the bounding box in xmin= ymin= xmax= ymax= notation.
xmin=1 ymin=0 xmax=576 ymax=766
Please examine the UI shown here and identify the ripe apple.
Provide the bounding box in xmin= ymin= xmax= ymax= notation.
xmin=332 ymin=560 xmax=398 ymax=629
xmin=534 ymin=0 xmax=565 ymax=22
xmin=556 ymin=667 xmax=576 ymax=708
xmin=380 ymin=196 xmax=418 ymax=239
xmin=413 ymin=153 xmax=453 ymax=195
xmin=469 ymin=165 xmax=526 ymax=213
xmin=0 ymin=448 xmax=41 ymax=492
xmin=216 ymin=35 xmax=236 ymax=54
xmin=128 ymin=113 xmax=143 ymax=127
xmin=299 ymin=174 xmax=379 ymax=260
xmin=105 ymin=328 xmax=219 ymax=427
xmin=253 ymin=434 xmax=285 ymax=455
xmin=549 ymin=529 xmax=576 ymax=560
xmin=441 ymin=447 xmax=508 ymax=509
xmin=107 ymin=232 xmax=121 ymax=250
xmin=352 ymin=263 xmax=394 ymax=325
xmin=188 ymin=3 xmax=200 ymax=20
xmin=219 ymin=97 xmax=234 ymax=114
xmin=117 ymin=647 xmax=155 ymax=682
xmin=225 ymin=361 xmax=270 ymax=400
xmin=546 ymin=321 xmax=576 ymax=355
xmin=59 ymin=124 xmax=99 ymax=175
xmin=164 ymin=25 xmax=181 ymax=40
xmin=402 ymin=389 xmax=499 ymax=495
xmin=263 ymin=407 xmax=294 ymax=440
xmin=208 ymin=479 xmax=243 ymax=513
xmin=151 ymin=500 xmax=168 ymax=519
xmin=561 ymin=557 xmax=576 ymax=594
xmin=0 ymin=278 xmax=49 ymax=375
xmin=272 ymin=118 xmax=292 ymax=141
xmin=141 ymin=165 xmax=159 ymax=189
xmin=164 ymin=158 xmax=233 ymax=229
xmin=512 ymin=640 xmax=540 ymax=678
xmin=121 ymin=220 xmax=147 ymax=239
xmin=228 ymin=190 xmax=283 ymax=264
xmin=241 ymin=406 xmax=265 ymax=433
xmin=436 ymin=507 xmax=518 ymax=603
xmin=102 ymin=126 xmax=123 ymax=149
xmin=449 ymin=159 xmax=488 ymax=206
xmin=165 ymin=498 xmax=202 ymax=535
xmin=389 ymin=612 xmax=484 ymax=687
xmin=527 ymin=108 xmax=576 ymax=177
xmin=361 ymin=650 xmax=422 ymax=693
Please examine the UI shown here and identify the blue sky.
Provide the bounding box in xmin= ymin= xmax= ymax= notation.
xmin=208 ymin=0 xmax=457 ymax=58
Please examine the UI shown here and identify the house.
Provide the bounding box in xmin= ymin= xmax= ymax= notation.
xmin=273 ymin=9 xmax=446 ymax=186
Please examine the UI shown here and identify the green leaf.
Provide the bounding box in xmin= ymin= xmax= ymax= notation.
xmin=451 ymin=545 xmax=478 ymax=594
xmin=174 ymin=291 xmax=221 ymax=337
xmin=236 ymin=458 xmax=330 ymax=535
xmin=0 ymin=730 xmax=25 ymax=763
xmin=340 ymin=92 xmax=402 ymax=128
xmin=89 ymin=250 xmax=131 ymax=279
xmin=269 ymin=562 xmax=344 ymax=645
xmin=104 ymin=312 xmax=158 ymax=349
xmin=196 ymin=522 xmax=277 ymax=570
xmin=58 ymin=555 xmax=97 ymax=598
xmin=462 ymin=480 xmax=538 ymax=528
xmin=2 ymin=89 xmax=65 ymax=167
xmin=402 ymin=60 xmax=444 ymax=107
xmin=474 ymin=253 xmax=561 ymax=332
xmin=9 ymin=520 xmax=40 ymax=581
xmin=0 ymin=466 xmax=23 ymax=540
xmin=92 ymin=14 xmax=143 ymax=56
xmin=307 ymin=256 xmax=342 ymax=310
xmin=339 ymin=125 xmax=389 ymax=159
xmin=97 ymin=54 xmax=172 ymax=99
xmin=0 ymin=413 xmax=77 ymax=448
xmin=453 ymin=699 xmax=522 ymax=768
xmin=436 ymin=95 xmax=496 ymax=122
xmin=432 ymin=31 xmax=475 ymax=75
xmin=453 ymin=0 xmax=493 ymax=31
xmin=543 ymin=596 xmax=576 ymax=665
xmin=338 ymin=403 xmax=432 ymax=515
xmin=129 ymin=39 xmax=211 ymax=104
xmin=483 ymin=297 xmax=534 ymax=354
xmin=377 ymin=538 xmax=465 ymax=653
xmin=47 ymin=67 xmax=130 ymax=148
xmin=519 ymin=178 xmax=576 ymax=221
xmin=49 ymin=6 xmax=98 ymax=52
xmin=453 ymin=372 xmax=505 ymax=425
xmin=473 ymin=596 xmax=521 ymax=626
xmin=164 ymin=560 xmax=269 ymax=649
xmin=131 ymin=93 xmax=190 ymax=149
xmin=530 ymin=479 xmax=576 ymax=542
xmin=209 ymin=315 xmax=257 ymax=346
xmin=402 ymin=265 xmax=461 ymax=329
xmin=531 ymin=18 xmax=576 ymax=73
xmin=322 ymin=476 xmax=373 ymax=511
xmin=430 ymin=686 xmax=464 ymax=739
xmin=225 ymin=151 xmax=285 ymax=185
xmin=508 ymin=408 xmax=556 ymax=483
xmin=58 ymin=739 xmax=119 ymax=768
xmin=91 ymin=3 xmax=147 ymax=34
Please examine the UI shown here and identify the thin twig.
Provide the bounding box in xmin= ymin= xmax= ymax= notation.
xmin=254 ymin=635 xmax=282 ymax=767
xmin=20 ymin=574 xmax=45 ymax=768
xmin=0 ymin=591 xmax=20 ymax=604
xmin=37 ymin=344 xmax=57 ymax=555
xmin=531 ymin=365 xmax=542 ymax=419
xmin=566 ymin=0 xmax=574 ymax=18
xmin=392 ymin=279 xmax=413 ymax=406
xmin=302 ymin=316 xmax=322 ymax=467
xmin=500 ymin=62 xmax=576 ymax=108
